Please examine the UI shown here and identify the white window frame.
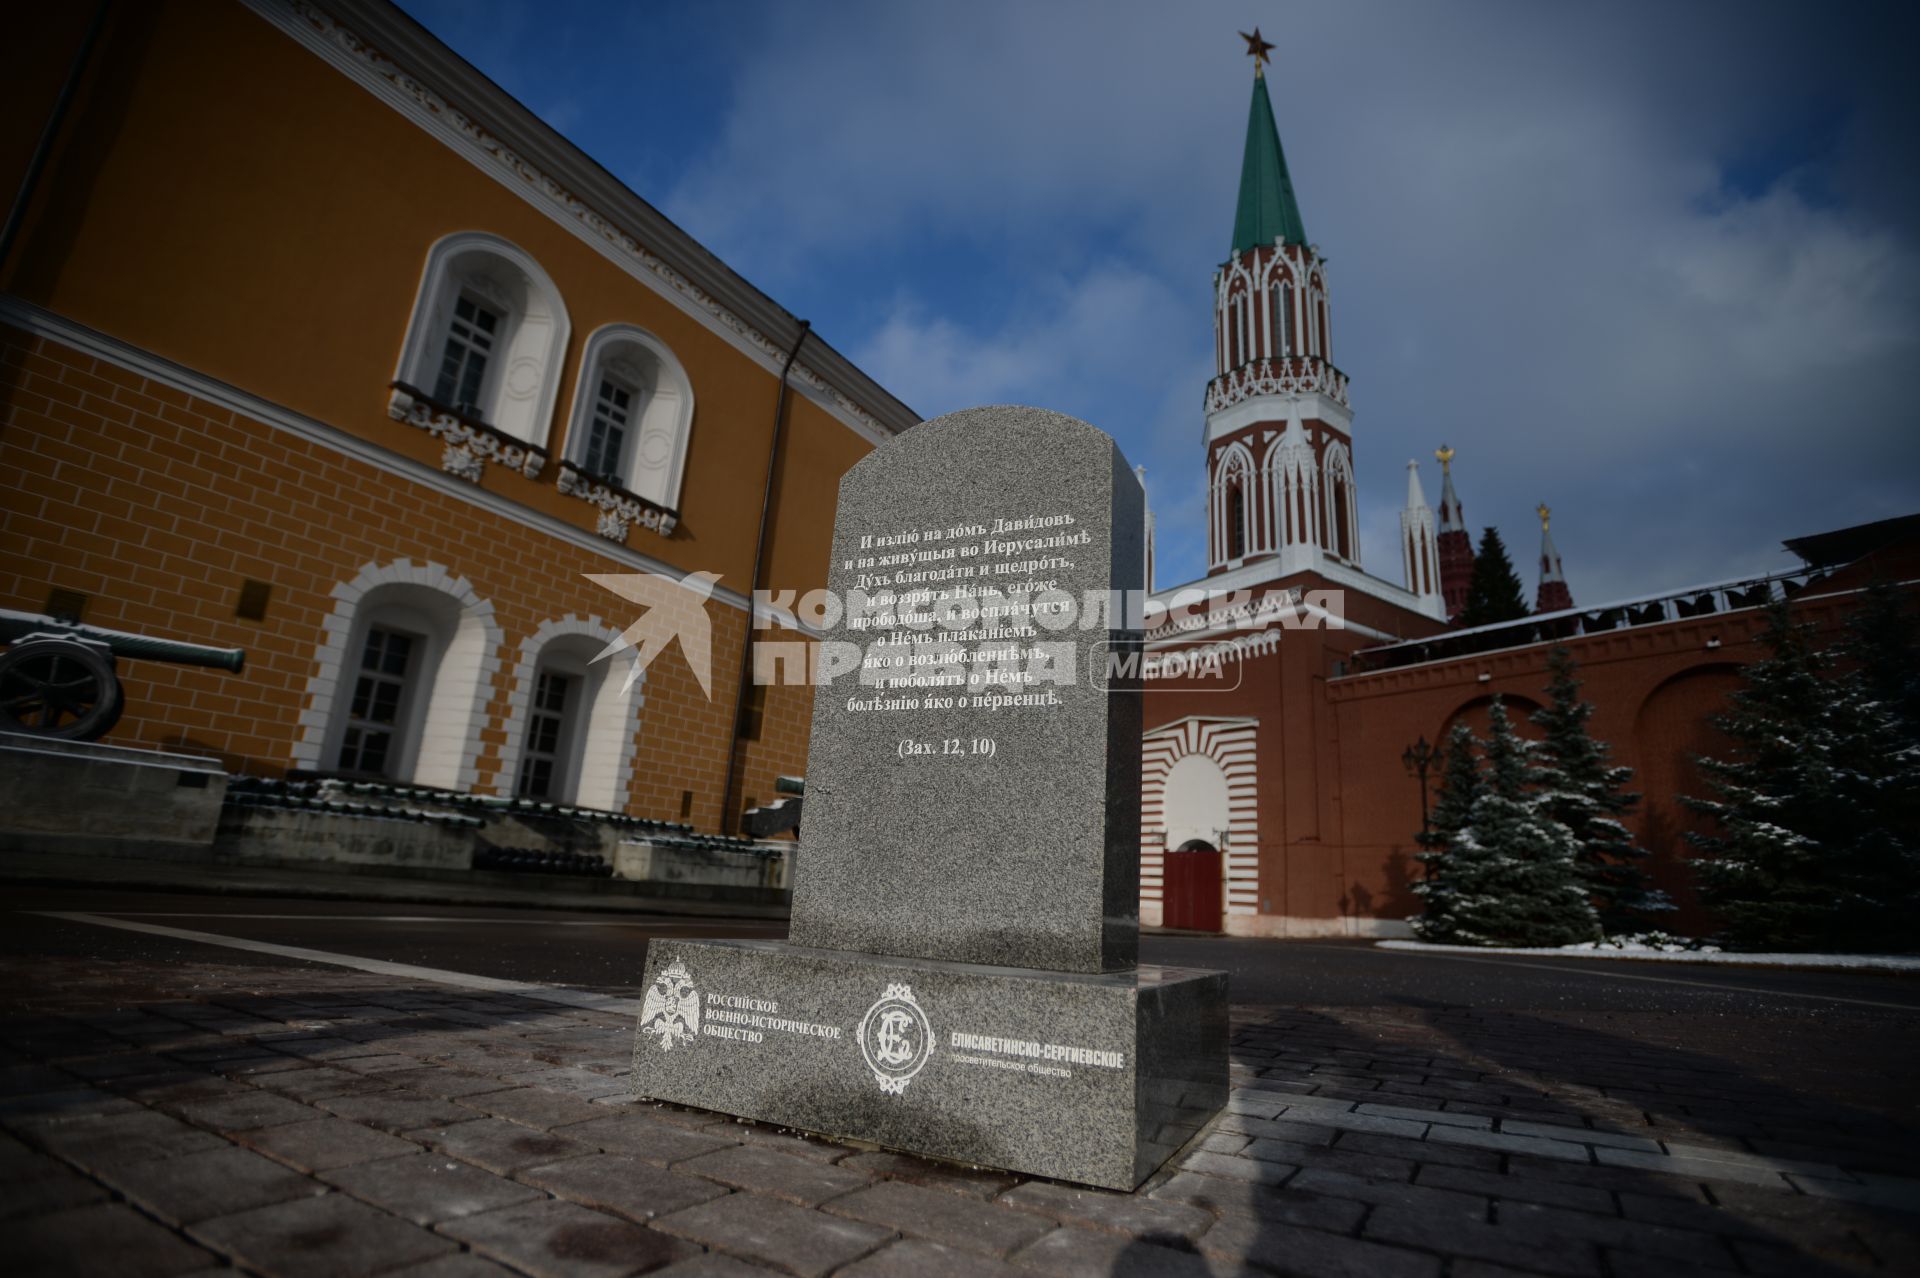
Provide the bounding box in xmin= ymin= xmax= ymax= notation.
xmin=562 ymin=324 xmax=696 ymax=510
xmin=394 ymin=231 xmax=570 ymax=447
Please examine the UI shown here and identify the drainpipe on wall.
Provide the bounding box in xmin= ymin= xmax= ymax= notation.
xmin=0 ymin=0 xmax=111 ymax=278
xmin=720 ymin=319 xmax=809 ymax=834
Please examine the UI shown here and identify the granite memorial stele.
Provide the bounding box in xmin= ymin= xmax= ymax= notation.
xmin=631 ymin=405 xmax=1228 ymax=1190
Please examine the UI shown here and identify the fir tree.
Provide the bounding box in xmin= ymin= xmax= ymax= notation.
xmin=1411 ymin=722 xmax=1484 ymax=941
xmin=1531 ymin=647 xmax=1672 ymax=931
xmin=1416 ymin=700 xmax=1598 ymax=946
xmin=1459 ymin=528 xmax=1530 ymax=628
xmin=1684 ymin=598 xmax=1920 ymax=952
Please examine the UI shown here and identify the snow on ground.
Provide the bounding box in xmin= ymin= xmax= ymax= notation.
xmin=1376 ymin=939 xmax=1920 ymax=971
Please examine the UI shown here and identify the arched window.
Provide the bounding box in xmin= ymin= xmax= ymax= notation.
xmin=563 ymin=325 xmax=696 ymax=509
xmin=1273 ymin=283 xmax=1296 ymax=358
xmin=1213 ymin=444 xmax=1256 ymax=566
xmin=499 ymin=620 xmax=644 ymax=810
xmin=394 ymin=232 xmax=569 ymax=446
xmin=301 ymin=563 xmax=502 ymax=790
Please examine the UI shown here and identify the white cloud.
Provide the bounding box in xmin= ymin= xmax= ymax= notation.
xmin=650 ymin=0 xmax=1920 ymax=602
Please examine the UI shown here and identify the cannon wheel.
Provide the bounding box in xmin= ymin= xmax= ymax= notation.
xmin=0 ymin=638 xmax=125 ymax=740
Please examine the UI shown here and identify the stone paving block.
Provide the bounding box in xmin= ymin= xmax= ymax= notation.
xmin=1199 ymin=1213 xmax=1444 ymax=1278
xmin=1219 ymin=1113 xmax=1340 ymax=1146
xmin=1009 ymin=1226 xmax=1214 ymax=1278
xmin=1365 ymin=1204 xmax=1601 ymax=1277
xmin=96 ymin=1143 xmax=325 ymax=1223
xmin=996 ymin=1181 xmax=1212 ymax=1241
xmin=654 ymin=1193 xmax=892 ymax=1278
xmin=193 ymin=1190 xmax=456 ymax=1277
xmin=318 ymin=1089 xmax=479 ymax=1134
xmin=111 ymin=1070 xmax=238 ymax=1103
xmin=1243 ymin=1135 xmax=1416 ymax=1181
xmin=0 ymin=1063 xmax=80 ymax=1094
xmin=1504 ymin=1153 xmax=1712 ymax=1200
xmin=518 ymin=1151 xmax=728 ymax=1222
xmin=0 ymin=1147 xmax=110 ymax=1217
xmin=825 ymin=1180 xmax=1052 ymax=1258
xmin=643 ymin=1254 xmax=780 ymax=1278
xmin=1415 ymin=1164 xmax=1616 ymax=1213
xmin=1288 ymin=1168 xmax=1492 ymax=1219
xmin=461 ymin=1086 xmax=608 ymax=1130
xmin=626 ymin=1103 xmax=736 ymax=1133
xmin=552 ymin=1113 xmax=739 ymax=1165
xmin=1789 ymin=1171 xmax=1920 ymax=1213
xmin=237 ymin=1116 xmax=422 ymax=1171
xmin=21 ymin=1106 xmax=227 ymax=1164
xmin=496 ymin=1066 xmax=629 ymax=1098
xmin=1281 ymin=1108 xmax=1433 ymax=1138
xmin=338 ymin=1053 xmax=429 ymax=1074
xmin=1197 ymin=1130 xmax=1251 ymax=1155
xmin=1593 ymin=1146 xmax=1792 ymax=1188
xmin=16 ymin=1200 xmax=217 ymax=1277
xmin=374 ymin=1067 xmax=515 ymax=1100
xmin=321 ymin=1150 xmax=545 ymax=1224
xmin=1496 ymin=1200 xmax=1741 ymax=1268
xmin=732 ymin=1126 xmax=860 ymax=1165
xmin=836 ymin=1239 xmax=1023 ymax=1277
xmin=413 ymin=1117 xmax=598 ymax=1175
xmin=0 ymin=1087 xmax=145 ymax=1121
xmin=1335 ymin=1130 xmax=1502 ymax=1171
xmin=1358 ymin=1102 xmax=1494 ymax=1129
xmin=1176 ymin=1149 xmax=1298 ymax=1186
xmin=443 ymin=1197 xmax=698 ymax=1277
xmin=168 ymin=1088 xmax=323 ymax=1133
xmin=677 ymin=1144 xmax=874 ymax=1208
xmin=1499 ymin=1119 xmax=1661 ymax=1152
xmin=265 ymin=1035 xmax=394 ymax=1063
xmin=1429 ymin=1125 xmax=1596 ymax=1163
xmin=1151 ymin=1169 xmax=1370 ymax=1232
xmin=383 ymin=1253 xmax=525 ymax=1277
xmin=838 ymin=1151 xmax=1019 ymax=1200
xmin=249 ymin=1066 xmax=397 ymax=1103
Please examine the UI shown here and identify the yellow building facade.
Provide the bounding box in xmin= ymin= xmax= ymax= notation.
xmin=1 ymin=0 xmax=917 ymax=831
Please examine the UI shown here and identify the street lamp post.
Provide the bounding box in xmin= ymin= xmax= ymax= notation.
xmin=1401 ymin=734 xmax=1438 ymax=845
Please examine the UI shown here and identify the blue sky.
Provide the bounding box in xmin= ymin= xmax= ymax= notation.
xmin=398 ymin=0 xmax=1920 ymax=603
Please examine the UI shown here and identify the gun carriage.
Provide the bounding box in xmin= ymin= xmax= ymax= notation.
xmin=0 ymin=608 xmax=246 ymax=741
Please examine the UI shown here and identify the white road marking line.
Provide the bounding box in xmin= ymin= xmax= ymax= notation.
xmin=32 ymin=911 xmax=645 ymax=1016
xmin=1337 ymin=945 xmax=1920 ymax=1012
xmin=94 ymin=913 xmax=770 ymax=928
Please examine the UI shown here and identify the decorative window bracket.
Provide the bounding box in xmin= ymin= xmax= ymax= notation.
xmin=387 ymin=384 xmax=547 ymax=482
xmin=555 ymin=461 xmax=678 ymax=542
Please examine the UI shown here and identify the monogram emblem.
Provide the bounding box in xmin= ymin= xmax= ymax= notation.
xmin=858 ymin=983 xmax=932 ymax=1094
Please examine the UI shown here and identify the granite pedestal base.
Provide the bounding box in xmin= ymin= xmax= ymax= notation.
xmin=630 ymin=939 xmax=1227 ymax=1190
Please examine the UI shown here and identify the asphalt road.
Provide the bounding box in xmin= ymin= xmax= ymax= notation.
xmin=8 ymin=884 xmax=1917 ymax=1117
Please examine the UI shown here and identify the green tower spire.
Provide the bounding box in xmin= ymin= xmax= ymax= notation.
xmin=1230 ymin=69 xmax=1308 ymax=255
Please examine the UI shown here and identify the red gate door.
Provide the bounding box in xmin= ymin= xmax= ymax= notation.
xmin=1163 ymin=841 xmax=1223 ymax=932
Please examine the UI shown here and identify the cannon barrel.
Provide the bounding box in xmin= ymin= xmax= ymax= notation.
xmin=775 ymin=775 xmax=805 ymax=796
xmin=0 ymin=608 xmax=246 ymax=673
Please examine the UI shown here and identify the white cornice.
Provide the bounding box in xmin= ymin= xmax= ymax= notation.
xmin=1206 ymin=391 xmax=1351 ymax=445
xmin=1 ymin=297 xmax=817 ymax=635
xmin=239 ymin=0 xmax=918 ymax=447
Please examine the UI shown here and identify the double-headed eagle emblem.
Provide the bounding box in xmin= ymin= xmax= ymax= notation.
xmin=640 ymin=959 xmax=701 ymax=1049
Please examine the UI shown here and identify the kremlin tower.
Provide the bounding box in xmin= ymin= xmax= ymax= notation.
xmin=1433 ymin=445 xmax=1474 ymax=621
xmin=1400 ymin=460 xmax=1442 ymax=612
xmin=1203 ymin=30 xmax=1367 ymax=586
xmin=1535 ymin=503 xmax=1574 ymax=613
